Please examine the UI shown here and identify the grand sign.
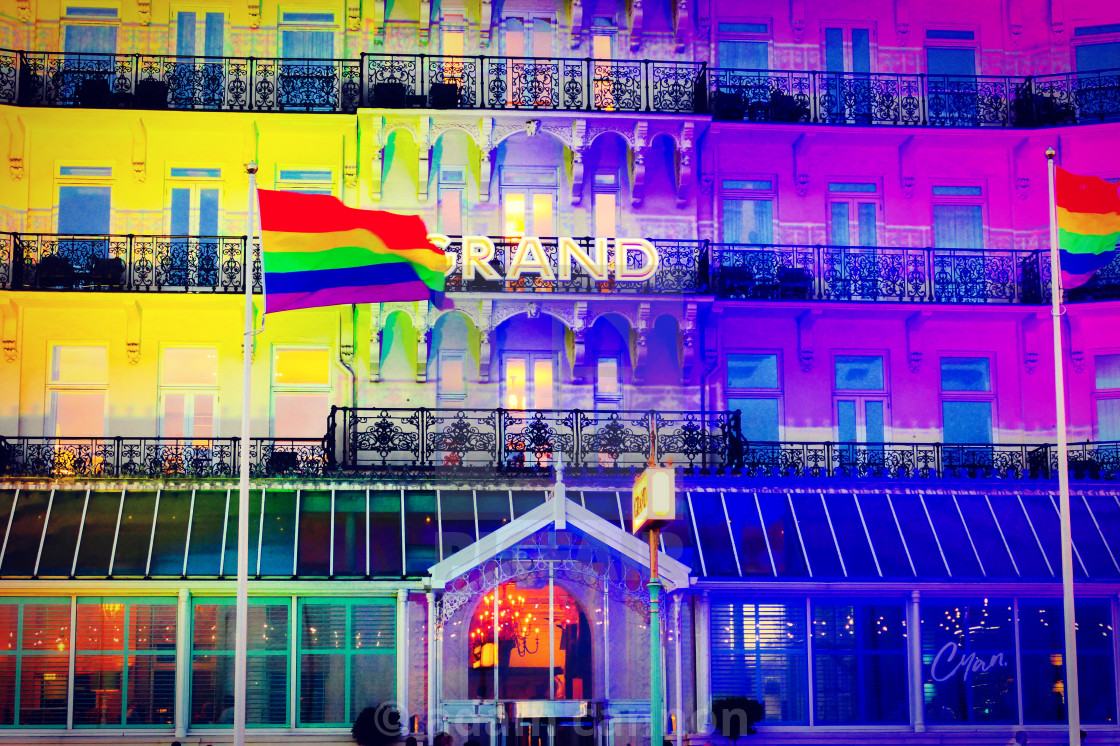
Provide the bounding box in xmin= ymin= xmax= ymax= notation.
xmin=429 ymin=235 xmax=661 ymax=283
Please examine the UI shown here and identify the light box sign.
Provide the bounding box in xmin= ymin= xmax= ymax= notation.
xmin=429 ymin=235 xmax=661 ymax=283
xmin=632 ymin=467 xmax=676 ymax=533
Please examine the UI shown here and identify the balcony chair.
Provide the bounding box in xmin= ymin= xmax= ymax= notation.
xmin=89 ymin=256 xmax=126 ymax=290
xmin=36 ymin=254 xmax=76 ymax=289
xmin=267 ymin=450 xmax=301 ymax=475
xmin=777 ymin=266 xmax=813 ymax=299
xmin=78 ymin=76 xmax=113 ymax=108
xmin=429 ymin=82 xmax=461 ymax=109
xmin=371 ymin=81 xmax=408 ymax=108
xmin=135 ymin=78 xmax=169 ymax=109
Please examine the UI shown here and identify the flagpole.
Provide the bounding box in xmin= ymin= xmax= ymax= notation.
xmin=1046 ymin=147 xmax=1080 ymax=745
xmin=235 ymin=161 xmax=258 ymax=746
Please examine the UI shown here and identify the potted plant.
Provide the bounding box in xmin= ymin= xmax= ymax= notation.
xmin=711 ymin=696 xmax=765 ymax=740
xmin=352 ymin=703 xmax=401 ymax=746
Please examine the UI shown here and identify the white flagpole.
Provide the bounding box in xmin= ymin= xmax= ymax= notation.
xmin=235 ymin=162 xmax=259 ymax=746
xmin=1046 ymin=147 xmax=1080 ymax=745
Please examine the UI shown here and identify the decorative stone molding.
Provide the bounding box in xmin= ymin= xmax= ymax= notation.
xmin=633 ymin=303 xmax=652 ymax=384
xmin=680 ymin=302 xmax=698 ymax=384
xmin=899 ymin=135 xmax=918 ymax=199
xmin=793 ymin=133 xmax=811 ymax=197
xmin=1 ymin=301 xmax=17 ymax=362
xmin=138 ymin=0 xmax=151 ymax=25
xmin=366 ymin=115 xmax=385 ymax=200
xmin=571 ymin=119 xmax=588 ymax=206
xmin=247 ymin=0 xmax=261 ymax=28
xmin=15 ymin=0 xmax=31 ymax=22
xmin=677 ymin=121 xmax=695 ymax=207
xmin=131 ymin=117 xmax=147 ymax=183
xmin=1050 ymin=0 xmax=1064 ymax=36
xmin=1064 ymin=312 xmax=1084 ymax=372
xmin=418 ymin=117 xmax=432 ymax=201
xmin=7 ymin=113 xmax=24 ymax=181
xmin=346 ymin=0 xmax=361 ymax=31
xmin=1013 ymin=137 xmax=1036 ymax=201
xmin=419 ymin=0 xmax=431 ymax=44
xmin=125 ymin=301 xmax=141 ymax=365
xmin=629 ymin=0 xmax=644 ymax=51
xmin=478 ymin=300 xmax=494 ymax=381
xmin=480 ymin=117 xmax=494 ymax=202
xmin=631 ymin=122 xmax=649 ymax=207
xmin=673 ymin=0 xmax=690 ymax=52
xmin=480 ymin=0 xmax=493 ymax=45
xmin=570 ymin=0 xmax=584 ymax=49
xmin=894 ymin=0 xmax=909 ymax=44
xmin=905 ymin=311 xmax=931 ymax=373
xmin=790 ymin=0 xmax=806 ymax=42
xmin=572 ymin=301 xmax=590 ymax=381
xmin=415 ymin=303 xmax=430 ymax=382
xmin=797 ymin=310 xmax=818 ymax=373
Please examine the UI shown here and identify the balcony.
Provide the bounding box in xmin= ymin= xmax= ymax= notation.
xmin=708 ymin=68 xmax=1120 ymax=127
xmin=1 ymin=408 xmax=1117 ymax=482
xmin=2 ymin=49 xmax=704 ymax=115
xmin=5 ymin=233 xmax=1120 ymax=304
xmin=3 ymin=47 xmax=1119 ymax=127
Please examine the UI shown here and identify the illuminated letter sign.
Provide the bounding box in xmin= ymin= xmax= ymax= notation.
xmin=929 ymin=642 xmax=1009 ymax=683
xmin=508 ymin=237 xmax=556 ymax=281
xmin=615 ymin=239 xmax=659 ymax=282
xmin=632 ymin=466 xmax=676 ymax=533
xmin=462 ymin=236 xmax=502 ymax=280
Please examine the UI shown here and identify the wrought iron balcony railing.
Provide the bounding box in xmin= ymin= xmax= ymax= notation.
xmin=0 ymin=49 xmax=704 ymax=114
xmin=5 ymin=233 xmax=1120 ymax=303
xmin=2 ymin=46 xmax=1118 ymax=127
xmin=708 ymin=68 xmax=1120 ymax=127
xmin=0 ymin=436 xmax=326 ymax=479
xmin=2 ymin=414 xmax=1116 ymax=482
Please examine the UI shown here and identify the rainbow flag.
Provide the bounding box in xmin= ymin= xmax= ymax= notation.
xmin=1056 ymin=167 xmax=1120 ymax=289
xmin=257 ymin=189 xmax=450 ymax=314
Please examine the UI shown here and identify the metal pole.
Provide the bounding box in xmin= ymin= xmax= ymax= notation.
xmin=1045 ymin=147 xmax=1081 ymax=745
xmin=234 ymin=161 xmax=258 ymax=746
xmin=649 ymin=526 xmax=662 ymax=746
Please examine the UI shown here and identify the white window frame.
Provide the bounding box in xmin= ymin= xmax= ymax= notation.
xmin=938 ymin=353 xmax=997 ymax=444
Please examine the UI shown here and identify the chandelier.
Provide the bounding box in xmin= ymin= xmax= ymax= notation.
xmin=470 ymin=587 xmax=542 ymax=660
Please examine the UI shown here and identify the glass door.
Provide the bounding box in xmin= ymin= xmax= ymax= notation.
xmin=823 ymin=27 xmax=871 ymax=122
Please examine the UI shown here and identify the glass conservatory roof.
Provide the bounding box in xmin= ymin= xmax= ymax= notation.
xmin=0 ymin=486 xmax=1117 ymax=582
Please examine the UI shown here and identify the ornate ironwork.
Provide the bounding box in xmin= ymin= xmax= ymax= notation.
xmin=0 ymin=436 xmax=324 ymax=478
xmin=436 ymin=527 xmax=653 ymax=636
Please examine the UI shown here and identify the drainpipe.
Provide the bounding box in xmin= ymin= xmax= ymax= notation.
xmin=337 ymin=304 xmax=358 ymax=408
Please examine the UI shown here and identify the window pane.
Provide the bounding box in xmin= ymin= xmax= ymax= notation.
xmin=439 ymin=355 xmax=466 ymax=398
xmin=37 ymin=490 xmax=85 ymax=576
xmin=536 ymin=358 xmax=557 ymax=408
xmin=204 ymin=13 xmax=224 ymax=56
xmin=691 ymin=492 xmax=737 ymax=576
xmin=150 ymin=489 xmax=192 ymax=576
xmin=273 ymin=348 xmax=330 ymax=385
xmin=923 ymin=495 xmax=982 ymax=577
xmin=727 ymin=353 xmax=779 ymax=389
xmin=596 ymin=358 xmax=620 ymax=397
xmin=1076 ymin=41 xmax=1120 ymax=72
xmin=532 ymin=193 xmax=554 ymax=236
xmin=941 ymin=357 xmax=991 ymax=391
xmin=710 ymin=599 xmax=808 ymax=723
xmin=889 ymin=493 xmax=948 ymax=576
xmin=594 ymin=192 xmax=616 ymax=238
xmin=813 ymin=602 xmax=907 ymax=723
xmin=1097 ymin=399 xmax=1120 ymax=441
xmin=790 ymin=493 xmax=843 ymax=577
xmin=722 ymin=199 xmax=773 ymax=243
xmin=927 ymin=47 xmax=977 ymax=76
xmin=297 ymin=490 xmax=331 ymax=576
xmin=185 ymin=490 xmax=228 ymax=576
xmin=58 ymin=185 xmax=111 ymax=235
xmin=718 ymin=40 xmax=767 ymax=69
xmin=865 ymin=400 xmax=884 ymax=442
xmin=758 ymin=493 xmax=808 ymax=576
xmin=725 ymin=493 xmax=771 ymax=575
xmin=112 ymin=491 xmax=157 ymax=576
xmin=933 ymin=204 xmax=983 ymax=249
xmin=852 ymin=29 xmax=871 ymax=73
xmin=824 ymin=28 xmax=844 ymax=72
xmin=439 ymin=490 xmax=476 ymax=560
xmin=504 ymin=194 xmax=526 ymax=238
xmin=921 ymin=600 xmax=1016 ymax=723
xmin=74 ymin=491 xmax=121 ymax=577
xmin=222 ymin=489 xmax=262 ymax=577
xmin=163 ymin=347 xmax=219 ymax=386
xmin=953 ymin=494 xmax=1017 ymax=578
xmin=281 ymin=29 xmax=333 ymax=59
xmin=829 ymin=202 xmax=850 ymax=245
xmin=50 ymin=391 xmax=105 ymax=437
xmin=729 ymin=398 xmax=779 ymax=441
xmin=834 ymin=355 xmax=884 ymax=390
xmin=333 ymin=490 xmax=368 ymax=577
xmin=369 ymin=491 xmax=402 ymax=576
xmin=942 ymin=401 xmax=992 ymax=443
xmin=259 ymin=489 xmax=296 ymax=576
xmin=404 ymin=491 xmax=437 ymax=574
xmin=857 ymin=203 xmax=877 ymax=246
xmin=1 ymin=490 xmax=51 ymax=576
xmin=440 ymin=190 xmax=462 ymax=235
xmin=837 ymin=400 xmax=856 ymax=442
xmin=826 ymin=494 xmax=879 ymax=577
xmin=856 ymin=493 xmax=913 ymax=577
xmin=51 ymin=345 xmax=108 ymax=384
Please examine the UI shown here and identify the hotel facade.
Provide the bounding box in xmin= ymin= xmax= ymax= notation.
xmin=1 ymin=0 xmax=1120 ymax=744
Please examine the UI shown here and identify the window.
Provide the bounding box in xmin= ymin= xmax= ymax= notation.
xmin=1094 ymin=353 xmax=1120 ymax=440
xmin=501 ymin=169 xmax=558 ymax=238
xmin=926 ymin=46 xmax=976 ymax=76
xmin=63 ymin=8 xmax=118 ymax=56
xmin=502 ymin=16 xmax=555 ymax=106
xmin=438 ymin=166 xmax=465 ymax=235
xmin=834 ymin=355 xmax=888 ymax=444
xmin=1018 ymin=599 xmax=1116 ymax=724
xmin=0 ymin=599 xmax=72 ymax=727
xmin=58 ymin=184 xmax=111 ymax=235
xmin=594 ymin=357 xmax=621 ymax=406
xmin=48 ymin=345 xmax=108 ymax=439
xmin=73 ymin=599 xmax=176 ymax=727
xmin=503 ymin=354 xmax=556 ymax=410
xmin=160 ymin=347 xmax=218 ymax=442
xmin=1074 ymin=24 xmax=1120 ymax=72
xmin=175 ymin=10 xmax=223 ymax=56
xmin=932 ymin=186 xmax=984 ymax=249
xmin=709 ymin=598 xmax=808 ymax=723
xmin=717 ymin=21 xmax=770 ymax=69
xmin=828 ymin=183 xmax=878 ymax=246
xmin=813 ymin=601 xmax=908 ymax=723
xmin=297 ymin=599 xmax=395 ymax=726
xmin=272 ymin=347 xmax=332 ymax=437
xmin=190 ymin=599 xmax=289 ymax=726
xmin=593 ymin=181 xmax=618 ymax=238
xmin=167 ymin=172 xmax=221 ymax=286
xmin=280 ymin=17 xmax=334 ymax=59
xmin=940 ymin=357 xmax=993 ymax=444
xmin=726 ymin=353 xmax=780 ymax=441
xmin=437 ymin=351 xmax=467 ymax=404
xmin=721 ymin=179 xmax=775 ymax=243
xmin=921 ymin=599 xmax=1016 ymax=723
xmin=276 ymin=169 xmax=334 ymax=196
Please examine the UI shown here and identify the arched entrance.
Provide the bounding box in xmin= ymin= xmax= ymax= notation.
xmin=468 ymin=580 xmax=592 ymax=701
